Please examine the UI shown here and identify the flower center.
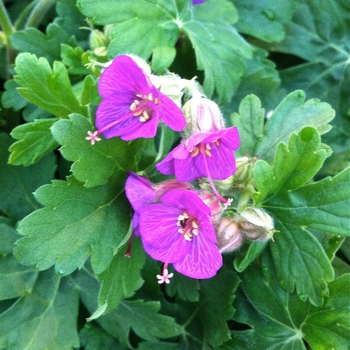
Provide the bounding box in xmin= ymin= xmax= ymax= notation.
xmin=176 ymin=211 xmax=199 ymax=241
xmin=129 ymin=93 xmax=160 ymax=123
xmin=190 ymin=140 xmax=220 ymax=157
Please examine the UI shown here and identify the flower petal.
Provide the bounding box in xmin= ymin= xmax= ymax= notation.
xmin=173 ymin=235 xmax=222 ymax=279
xmin=158 ymin=94 xmax=186 ymax=131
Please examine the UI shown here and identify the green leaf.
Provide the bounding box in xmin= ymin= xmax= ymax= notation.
xmin=112 ymin=300 xmax=182 ymax=346
xmin=274 ymin=0 xmax=350 ymax=133
xmin=14 ymin=53 xmax=87 ymax=119
xmin=253 ymin=127 xmax=331 ymax=203
xmin=79 ymin=324 xmax=126 ymax=350
xmin=255 ymin=90 xmax=335 ymax=163
xmin=0 ymin=133 xmax=56 ymax=220
xmin=165 ymin=268 xmax=200 ymax=302
xmin=61 ymin=44 xmax=90 ymax=76
xmin=0 ymin=218 xmax=20 ymax=255
xmin=51 ymin=113 xmax=157 ymax=187
xmin=10 ymin=24 xmax=73 ymax=64
xmin=15 ymin=176 xmax=131 ymax=275
xmin=230 ymin=94 xmax=265 ymax=157
xmin=0 ymin=255 xmax=38 ymax=301
xmin=261 ymin=168 xmax=350 ymax=305
xmin=303 ymin=274 xmax=350 ymax=349
xmin=232 ymin=253 xmax=350 ymax=349
xmin=9 ymin=119 xmax=59 ymax=166
xmin=0 ymin=269 xmax=79 ymax=349
xmin=234 ymin=241 xmax=268 ymax=272
xmin=77 ymin=0 xmax=252 ymax=103
xmin=187 ymin=268 xmax=240 ymax=348
xmin=234 ymin=0 xmax=296 ymax=42
xmin=90 ymin=239 xmax=146 ymax=318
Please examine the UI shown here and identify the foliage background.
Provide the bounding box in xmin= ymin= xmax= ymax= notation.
xmin=0 ymin=0 xmax=349 ymax=349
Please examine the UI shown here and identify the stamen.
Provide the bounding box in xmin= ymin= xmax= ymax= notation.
xmin=139 ymin=110 xmax=150 ymax=122
xmin=148 ymin=93 xmax=153 ymax=101
xmin=190 ymin=147 xmax=200 ymax=157
xmin=205 ymin=149 xmax=212 ymax=157
xmin=192 ymin=221 xmax=198 ymax=229
xmin=184 ymin=234 xmax=192 ymax=241
xmin=192 ymin=229 xmax=198 ymax=236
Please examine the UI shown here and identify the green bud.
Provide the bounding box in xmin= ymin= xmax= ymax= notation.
xmin=231 ymin=156 xmax=255 ymax=186
xmin=89 ymin=29 xmax=108 ymax=56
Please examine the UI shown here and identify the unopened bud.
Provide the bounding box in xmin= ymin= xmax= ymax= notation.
xmin=89 ymin=29 xmax=108 ymax=57
xmin=216 ymin=217 xmax=244 ymax=253
xmin=238 ymin=207 xmax=275 ymax=242
xmin=198 ymin=189 xmax=223 ymax=224
xmin=181 ymin=96 xmax=225 ymax=139
xmin=231 ymin=156 xmax=255 ymax=186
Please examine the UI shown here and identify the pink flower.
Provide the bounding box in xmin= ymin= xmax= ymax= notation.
xmin=156 ymin=127 xmax=240 ymax=182
xmin=86 ymin=55 xmax=186 ymax=143
xmin=125 ymin=172 xmax=193 ymax=237
xmin=138 ymin=189 xmax=222 ymax=279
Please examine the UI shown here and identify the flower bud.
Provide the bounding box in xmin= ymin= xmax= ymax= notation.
xmin=181 ymin=96 xmax=225 ymax=139
xmin=216 ymin=217 xmax=244 ymax=253
xmin=89 ymin=29 xmax=108 ymax=57
xmin=232 ymin=156 xmax=254 ymax=186
xmin=197 ymin=189 xmax=223 ymax=224
xmin=238 ymin=207 xmax=275 ymax=242
xmin=153 ymin=179 xmax=193 ymax=199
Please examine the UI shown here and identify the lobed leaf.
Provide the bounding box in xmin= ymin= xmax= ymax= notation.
xmin=253 ymin=127 xmax=331 ymax=203
xmin=232 ymin=252 xmax=350 ymax=349
xmin=9 ymin=118 xmax=59 ymax=166
xmin=14 ymin=53 xmax=87 ymax=119
xmin=15 ymin=176 xmax=131 ymax=276
xmin=255 ymin=90 xmax=335 ymax=163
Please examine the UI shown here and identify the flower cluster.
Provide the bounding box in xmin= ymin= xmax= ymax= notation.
xmin=87 ymin=54 xmax=273 ymax=283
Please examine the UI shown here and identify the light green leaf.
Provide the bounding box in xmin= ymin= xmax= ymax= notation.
xmin=0 ymin=269 xmax=79 ymax=350
xmin=90 ymin=239 xmax=146 ymax=318
xmin=230 ymin=94 xmax=265 ymax=157
xmin=0 ymin=218 xmax=20 ymax=255
xmin=9 ymin=119 xmax=59 ymax=166
xmin=0 ymin=255 xmax=38 ymax=301
xmin=232 ymin=252 xmax=350 ymax=349
xmin=255 ymin=90 xmax=335 ymax=163
xmin=14 ymin=53 xmax=87 ymax=119
xmin=15 ymin=176 xmax=131 ymax=275
xmin=51 ymin=113 xmax=156 ymax=187
xmin=0 ymin=134 xmax=56 ymax=220
xmin=253 ymin=127 xmax=331 ymax=203
xmin=77 ymin=0 xmax=252 ymax=103
xmin=234 ymin=0 xmax=296 ymax=42
xmin=10 ymin=24 xmax=73 ymax=64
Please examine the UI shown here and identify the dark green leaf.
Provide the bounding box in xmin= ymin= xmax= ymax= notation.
xmin=14 ymin=53 xmax=87 ymax=119
xmin=90 ymin=239 xmax=146 ymax=318
xmin=234 ymin=241 xmax=268 ymax=272
xmin=0 ymin=269 xmax=79 ymax=349
xmin=0 ymin=255 xmax=38 ymax=301
xmin=0 ymin=133 xmax=56 ymax=220
xmin=15 ymin=176 xmax=131 ymax=275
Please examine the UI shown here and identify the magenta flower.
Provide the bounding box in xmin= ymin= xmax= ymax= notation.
xmin=86 ymin=55 xmax=186 ymax=143
xmin=156 ymin=126 xmax=240 ymax=182
xmin=138 ymin=189 xmax=222 ymax=279
xmin=125 ymin=171 xmax=193 ymax=236
xmin=192 ymin=0 xmax=206 ymax=5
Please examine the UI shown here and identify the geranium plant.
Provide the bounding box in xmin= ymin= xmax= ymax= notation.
xmin=0 ymin=0 xmax=349 ymax=349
